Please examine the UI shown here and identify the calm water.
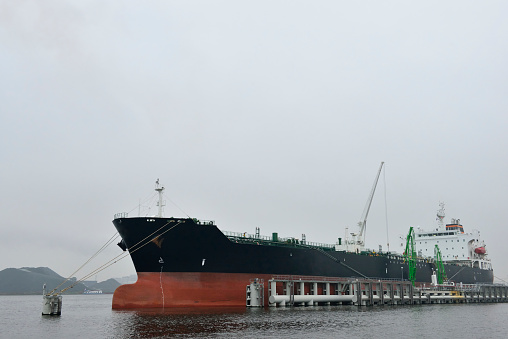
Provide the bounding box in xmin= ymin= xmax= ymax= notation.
xmin=2 ymin=294 xmax=508 ymax=338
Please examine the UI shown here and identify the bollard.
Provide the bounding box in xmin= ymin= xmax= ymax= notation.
xmin=42 ymin=295 xmax=62 ymax=316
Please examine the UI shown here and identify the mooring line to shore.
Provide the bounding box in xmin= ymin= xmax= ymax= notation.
xmin=51 ymin=221 xmax=182 ymax=296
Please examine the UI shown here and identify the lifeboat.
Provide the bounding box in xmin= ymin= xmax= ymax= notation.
xmin=475 ymin=247 xmax=486 ymax=254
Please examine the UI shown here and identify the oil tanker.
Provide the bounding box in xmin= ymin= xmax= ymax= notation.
xmin=111 ymin=179 xmax=493 ymax=308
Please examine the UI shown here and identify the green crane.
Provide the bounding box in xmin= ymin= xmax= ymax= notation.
xmin=404 ymin=226 xmax=417 ymax=286
xmin=434 ymin=244 xmax=448 ymax=284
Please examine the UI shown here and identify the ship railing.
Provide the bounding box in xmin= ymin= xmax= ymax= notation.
xmin=222 ymin=231 xmax=335 ymax=250
xmin=472 ymin=283 xmax=508 ymax=288
xmin=114 ymin=212 xmax=128 ymax=219
xmin=303 ymin=241 xmax=335 ymax=250
xmin=270 ymin=275 xmax=409 ymax=283
xmin=222 ymin=231 xmax=272 ymax=241
xmin=270 ymin=275 xmax=352 ymax=282
xmin=419 ymin=283 xmax=504 ymax=292
xmin=354 ymin=277 xmax=408 ymax=282
xmin=455 ymin=285 xmax=482 ymax=292
xmin=223 ymin=231 xmax=296 ymax=243
xmin=422 ymin=284 xmax=481 ymax=292
xmin=193 ymin=219 xmax=215 ymax=226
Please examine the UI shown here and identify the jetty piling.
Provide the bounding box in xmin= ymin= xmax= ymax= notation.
xmin=248 ymin=275 xmax=508 ymax=307
xmin=246 ymin=278 xmax=264 ymax=307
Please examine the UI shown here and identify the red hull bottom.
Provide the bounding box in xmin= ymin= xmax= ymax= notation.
xmin=112 ymin=272 xmax=272 ymax=309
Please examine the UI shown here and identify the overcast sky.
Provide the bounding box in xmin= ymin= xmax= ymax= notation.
xmin=1 ymin=1 xmax=507 ymax=282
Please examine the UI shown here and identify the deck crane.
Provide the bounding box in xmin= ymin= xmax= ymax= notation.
xmin=434 ymin=244 xmax=448 ymax=284
xmin=350 ymin=161 xmax=384 ymax=251
xmin=405 ymin=226 xmax=417 ymax=286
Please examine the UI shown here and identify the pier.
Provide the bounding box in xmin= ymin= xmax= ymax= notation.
xmin=246 ymin=275 xmax=508 ymax=307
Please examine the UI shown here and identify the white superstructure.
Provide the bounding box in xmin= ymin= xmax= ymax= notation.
xmin=415 ymin=203 xmax=491 ymax=270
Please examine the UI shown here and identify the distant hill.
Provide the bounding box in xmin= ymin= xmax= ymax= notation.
xmin=82 ymin=278 xmax=121 ymax=294
xmin=0 ymin=267 xmax=120 ymax=295
xmin=114 ymin=274 xmax=138 ymax=285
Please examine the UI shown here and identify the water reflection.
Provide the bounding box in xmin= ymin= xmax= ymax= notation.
xmin=112 ymin=307 xmax=250 ymax=337
xmin=110 ymin=305 xmax=372 ymax=338
xmin=3 ymin=295 xmax=507 ymax=339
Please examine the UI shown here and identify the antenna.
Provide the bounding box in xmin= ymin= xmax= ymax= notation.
xmin=436 ymin=202 xmax=445 ymax=230
xmin=155 ymin=179 xmax=165 ymax=218
xmin=383 ymin=164 xmax=389 ymax=253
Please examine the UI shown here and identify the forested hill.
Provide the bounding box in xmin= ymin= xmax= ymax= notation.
xmin=0 ymin=267 xmax=120 ymax=295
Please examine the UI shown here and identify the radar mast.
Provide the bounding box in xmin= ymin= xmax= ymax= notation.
xmin=155 ymin=179 xmax=165 ymax=217
xmin=436 ymin=202 xmax=445 ymax=230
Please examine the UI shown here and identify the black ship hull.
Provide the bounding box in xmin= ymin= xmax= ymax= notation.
xmin=112 ymin=217 xmax=493 ymax=308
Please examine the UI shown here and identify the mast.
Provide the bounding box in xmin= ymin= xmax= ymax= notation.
xmin=436 ymin=202 xmax=445 ymax=230
xmin=155 ymin=179 xmax=165 ymax=217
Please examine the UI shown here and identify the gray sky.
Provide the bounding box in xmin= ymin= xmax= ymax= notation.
xmin=1 ymin=1 xmax=507 ymax=282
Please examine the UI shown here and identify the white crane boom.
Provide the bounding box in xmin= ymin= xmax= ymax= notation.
xmin=356 ymin=161 xmax=384 ymax=246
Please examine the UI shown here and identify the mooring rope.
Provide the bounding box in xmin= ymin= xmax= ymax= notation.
xmin=447 ymin=265 xmax=467 ymax=281
xmin=314 ymin=248 xmax=368 ymax=278
xmin=47 ymin=232 xmax=121 ymax=295
xmin=54 ymin=220 xmax=182 ymax=295
xmin=165 ymin=191 xmax=191 ymax=218
xmin=494 ymin=275 xmax=508 ymax=284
